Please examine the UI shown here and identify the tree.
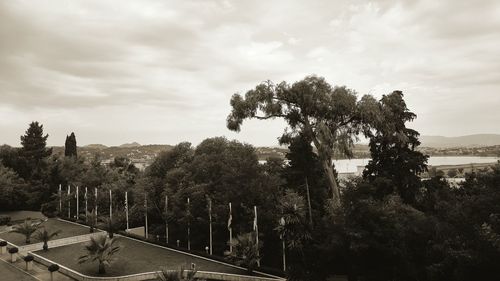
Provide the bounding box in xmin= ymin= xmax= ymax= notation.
xmin=363 ymin=91 xmax=428 ymax=204
xmin=78 ymin=235 xmax=121 ymax=274
xmin=0 ymin=164 xmax=27 ymax=210
xmin=64 ymin=132 xmax=77 ymax=157
xmin=226 ymin=232 xmax=262 ymax=273
xmin=11 ymin=219 xmax=43 ymax=244
xmin=35 ymin=228 xmax=62 ymax=251
xmin=227 ymin=76 xmax=378 ymax=207
xmin=19 ymin=121 xmax=52 ymax=179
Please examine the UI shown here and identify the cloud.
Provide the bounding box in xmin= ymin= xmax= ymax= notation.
xmin=0 ymin=0 xmax=499 ymax=146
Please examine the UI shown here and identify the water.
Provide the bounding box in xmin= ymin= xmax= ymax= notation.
xmin=333 ymin=156 xmax=500 ymax=174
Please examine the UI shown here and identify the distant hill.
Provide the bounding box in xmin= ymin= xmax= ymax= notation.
xmin=119 ymin=142 xmax=141 ymax=148
xmin=421 ymin=134 xmax=500 ymax=148
xmin=84 ymin=144 xmax=108 ymax=149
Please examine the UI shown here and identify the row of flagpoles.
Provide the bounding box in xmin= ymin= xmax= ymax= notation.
xmin=57 ymin=184 xmax=270 ymax=264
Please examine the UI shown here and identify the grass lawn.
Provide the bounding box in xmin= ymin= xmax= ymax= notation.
xmin=36 ymin=235 xmax=253 ymax=277
xmin=0 ymin=218 xmax=96 ymax=246
xmin=0 ymin=211 xmax=46 ymax=222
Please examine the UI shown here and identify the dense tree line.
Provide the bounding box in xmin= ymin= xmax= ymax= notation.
xmin=1 ymin=76 xmax=499 ymax=280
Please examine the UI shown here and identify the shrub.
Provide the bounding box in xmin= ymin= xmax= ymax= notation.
xmin=41 ymin=202 xmax=58 ymax=218
xmin=0 ymin=240 xmax=7 ymax=247
xmin=0 ymin=215 xmax=11 ymax=225
xmin=8 ymin=247 xmax=19 ymax=254
xmin=48 ymin=264 xmax=59 ymax=272
xmin=24 ymin=255 xmax=34 ymax=262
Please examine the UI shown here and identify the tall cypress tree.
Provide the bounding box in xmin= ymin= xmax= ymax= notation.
xmin=64 ymin=132 xmax=77 ymax=157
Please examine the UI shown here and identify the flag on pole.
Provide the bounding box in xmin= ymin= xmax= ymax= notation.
xmin=125 ymin=191 xmax=129 ymax=230
xmin=228 ymin=202 xmax=233 ymax=253
xmin=254 ymin=205 xmax=260 ymax=267
xmin=58 ymin=184 xmax=62 ymax=213
xmin=109 ymin=189 xmax=112 ymax=221
xmin=253 ymin=206 xmax=258 ymax=231
xmin=95 ymin=188 xmax=98 ymax=219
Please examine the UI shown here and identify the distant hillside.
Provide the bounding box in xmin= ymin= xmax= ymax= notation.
xmin=52 ymin=144 xmax=173 ymax=161
xmin=119 ymin=142 xmax=141 ymax=148
xmin=421 ymin=134 xmax=500 ymax=148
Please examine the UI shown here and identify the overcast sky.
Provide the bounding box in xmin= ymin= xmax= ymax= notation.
xmin=1 ymin=0 xmax=499 ymax=147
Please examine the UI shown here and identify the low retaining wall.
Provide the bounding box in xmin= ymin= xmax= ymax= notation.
xmin=30 ymin=252 xmax=284 ymax=281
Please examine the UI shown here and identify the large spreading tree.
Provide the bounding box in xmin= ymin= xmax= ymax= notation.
xmin=227 ymin=76 xmax=378 ymax=207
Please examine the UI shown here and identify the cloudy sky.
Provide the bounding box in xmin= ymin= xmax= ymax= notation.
xmin=1 ymin=0 xmax=499 ymax=147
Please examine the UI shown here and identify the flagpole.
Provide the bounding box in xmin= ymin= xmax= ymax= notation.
xmin=254 ymin=205 xmax=260 ymax=267
xmin=144 ymin=192 xmax=149 ymax=239
xmin=187 ymin=197 xmax=191 ymax=251
xmin=68 ymin=185 xmax=71 ymax=219
xmin=76 ymin=185 xmax=79 ymax=220
xmin=109 ymin=189 xmax=112 ymax=221
xmin=58 ymin=184 xmax=62 ymax=214
xmin=229 ymin=202 xmax=233 ymax=253
xmin=280 ymin=217 xmax=286 ymax=272
xmin=95 ymin=188 xmax=98 ymax=225
xmin=208 ymin=197 xmax=212 ymax=255
xmin=165 ymin=195 xmax=169 ymax=244
xmin=125 ymin=191 xmax=129 ymax=230
xmin=85 ymin=187 xmax=88 ymax=223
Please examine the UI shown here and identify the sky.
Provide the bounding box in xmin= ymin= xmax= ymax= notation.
xmin=1 ymin=0 xmax=499 ymax=147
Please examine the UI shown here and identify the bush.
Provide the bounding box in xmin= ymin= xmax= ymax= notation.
xmin=0 ymin=240 xmax=7 ymax=247
xmin=41 ymin=202 xmax=58 ymax=218
xmin=0 ymin=215 xmax=11 ymax=225
xmin=24 ymin=255 xmax=34 ymax=262
xmin=8 ymin=247 xmax=19 ymax=254
xmin=48 ymin=264 xmax=59 ymax=272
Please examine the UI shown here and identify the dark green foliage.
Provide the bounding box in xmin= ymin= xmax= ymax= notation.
xmin=8 ymin=247 xmax=18 ymax=254
xmin=227 ymin=76 xmax=380 ymax=207
xmin=363 ymin=91 xmax=428 ymax=204
xmin=19 ymin=121 xmax=52 ymax=180
xmin=48 ymin=263 xmax=59 ymax=272
xmin=24 ymin=255 xmax=34 ymax=262
xmin=64 ymin=132 xmax=77 ymax=157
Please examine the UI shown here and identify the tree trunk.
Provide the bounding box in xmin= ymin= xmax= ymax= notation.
xmin=321 ymin=159 xmax=341 ymax=207
xmin=98 ymin=262 xmax=106 ymax=274
xmin=43 ymin=242 xmax=48 ymax=251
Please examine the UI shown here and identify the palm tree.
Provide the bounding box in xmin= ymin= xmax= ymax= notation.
xmin=86 ymin=211 xmax=97 ymax=233
xmin=99 ymin=214 xmax=124 ymax=238
xmin=35 ymin=228 xmax=62 ymax=251
xmin=78 ymin=234 xmax=121 ymax=274
xmin=226 ymin=233 xmax=261 ymax=273
xmin=11 ymin=219 xmax=43 ymax=244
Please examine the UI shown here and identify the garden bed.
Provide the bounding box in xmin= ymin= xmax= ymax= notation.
xmin=0 ymin=218 xmax=95 ymax=246
xmin=35 ymin=234 xmax=255 ymax=277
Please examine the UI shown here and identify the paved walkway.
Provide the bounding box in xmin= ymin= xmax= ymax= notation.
xmin=0 ymin=229 xmax=101 ymax=281
xmin=18 ymin=232 xmax=102 ymax=255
